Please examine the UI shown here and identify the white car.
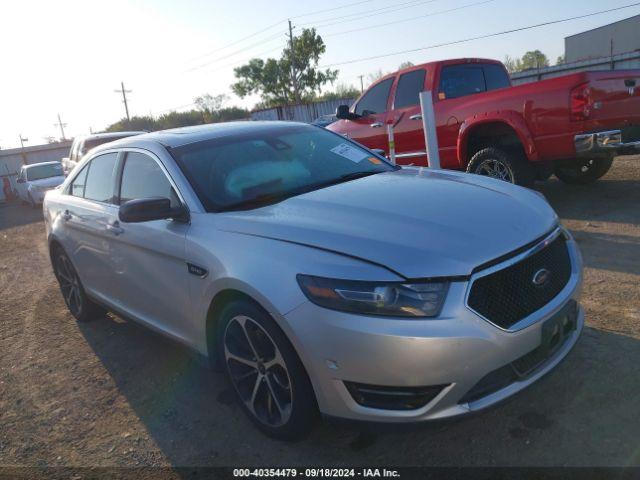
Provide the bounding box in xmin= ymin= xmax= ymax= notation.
xmin=16 ymin=161 xmax=65 ymax=207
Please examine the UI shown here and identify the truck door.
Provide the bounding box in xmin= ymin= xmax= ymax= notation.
xmin=388 ymin=68 xmax=428 ymax=166
xmin=342 ymin=77 xmax=394 ymax=152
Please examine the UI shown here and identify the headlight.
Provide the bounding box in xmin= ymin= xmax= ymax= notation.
xmin=297 ymin=275 xmax=449 ymax=317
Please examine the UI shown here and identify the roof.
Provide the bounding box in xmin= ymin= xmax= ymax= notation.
xmin=22 ymin=160 xmax=61 ymax=168
xmin=103 ymin=121 xmax=311 ymax=150
xmin=79 ymin=131 xmax=146 ymax=140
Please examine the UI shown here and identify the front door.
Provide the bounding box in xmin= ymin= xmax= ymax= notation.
xmin=108 ymin=150 xmax=191 ymax=341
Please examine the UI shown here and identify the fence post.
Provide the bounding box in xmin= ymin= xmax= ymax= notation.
xmin=418 ymin=91 xmax=441 ymax=169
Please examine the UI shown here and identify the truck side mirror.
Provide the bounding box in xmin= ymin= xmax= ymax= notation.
xmin=336 ymin=105 xmax=359 ymax=120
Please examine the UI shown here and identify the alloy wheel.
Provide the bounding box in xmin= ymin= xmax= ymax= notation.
xmin=475 ymin=159 xmax=514 ymax=182
xmin=223 ymin=315 xmax=293 ymax=427
xmin=56 ymin=254 xmax=83 ymax=317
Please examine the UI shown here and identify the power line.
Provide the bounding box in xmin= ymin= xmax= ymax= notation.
xmin=299 ymin=0 xmax=438 ymax=28
xmin=290 ymin=0 xmax=372 ymax=19
xmin=321 ymin=2 xmax=640 ymax=67
xmin=322 ymin=0 xmax=494 ymax=38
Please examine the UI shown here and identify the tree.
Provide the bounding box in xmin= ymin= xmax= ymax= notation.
xmin=317 ymin=83 xmax=361 ymax=101
xmin=232 ymin=28 xmax=338 ymax=107
xmin=367 ymin=69 xmax=387 ymax=84
xmin=503 ymin=55 xmax=522 ymax=74
xmin=520 ymin=50 xmax=550 ymax=70
xmin=195 ymin=93 xmax=230 ymax=115
xmin=556 ymin=54 xmax=566 ymax=65
xmin=398 ymin=61 xmax=414 ymax=69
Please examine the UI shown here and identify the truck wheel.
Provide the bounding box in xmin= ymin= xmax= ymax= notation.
xmin=467 ymin=147 xmax=535 ymax=187
xmin=554 ymin=158 xmax=613 ymax=185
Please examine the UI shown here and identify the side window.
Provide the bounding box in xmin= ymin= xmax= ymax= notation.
xmin=355 ymin=78 xmax=393 ymax=116
xmin=69 ymin=163 xmax=90 ymax=197
xmin=119 ymin=152 xmax=180 ymax=208
xmin=483 ymin=63 xmax=510 ymax=91
xmin=393 ymin=69 xmax=426 ymax=109
xmin=83 ymin=153 xmax=119 ymax=203
xmin=438 ymin=65 xmax=486 ymax=100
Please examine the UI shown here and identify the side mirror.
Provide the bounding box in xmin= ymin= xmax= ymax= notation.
xmin=17 ymin=178 xmax=25 ymax=184
xmin=119 ymin=197 xmax=188 ymax=223
xmin=336 ymin=105 xmax=359 ymax=120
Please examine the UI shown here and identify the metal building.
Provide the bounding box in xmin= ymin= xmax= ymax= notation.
xmin=565 ymin=14 xmax=640 ymax=63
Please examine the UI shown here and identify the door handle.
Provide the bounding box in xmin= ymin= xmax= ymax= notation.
xmin=62 ymin=210 xmax=72 ymax=221
xmin=409 ymin=114 xmax=423 ymax=121
xmin=106 ymin=221 xmax=124 ymax=236
xmin=370 ymin=122 xmax=383 ymax=128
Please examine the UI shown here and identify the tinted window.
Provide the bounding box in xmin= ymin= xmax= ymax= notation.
xmin=439 ymin=65 xmax=486 ymax=99
xmin=83 ymin=153 xmax=118 ymax=203
xmin=69 ymin=163 xmax=89 ymax=197
xmin=394 ymin=69 xmax=426 ymax=109
xmin=26 ymin=163 xmax=63 ymax=181
xmin=119 ymin=152 xmax=180 ymax=207
xmin=483 ymin=63 xmax=510 ymax=91
xmin=171 ymin=125 xmax=394 ymax=211
xmin=355 ymin=78 xmax=393 ymax=115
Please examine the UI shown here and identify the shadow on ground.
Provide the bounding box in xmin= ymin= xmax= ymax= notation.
xmin=0 ymin=201 xmax=43 ymax=231
xmin=73 ymin=307 xmax=640 ymax=467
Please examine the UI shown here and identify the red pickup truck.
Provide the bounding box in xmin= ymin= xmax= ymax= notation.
xmin=328 ymin=58 xmax=640 ymax=186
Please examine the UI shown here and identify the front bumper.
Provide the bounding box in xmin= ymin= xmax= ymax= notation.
xmin=283 ymin=232 xmax=583 ymax=422
xmin=575 ymin=129 xmax=640 ymax=159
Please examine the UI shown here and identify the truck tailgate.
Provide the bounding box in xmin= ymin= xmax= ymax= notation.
xmin=587 ymin=71 xmax=640 ymax=126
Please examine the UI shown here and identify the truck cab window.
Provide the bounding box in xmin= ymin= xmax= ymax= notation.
xmin=394 ymin=69 xmax=426 ymax=109
xmin=355 ymin=78 xmax=393 ymax=116
xmin=439 ymin=65 xmax=486 ymax=99
xmin=483 ymin=64 xmax=510 ymax=91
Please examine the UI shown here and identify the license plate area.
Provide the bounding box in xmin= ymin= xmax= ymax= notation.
xmin=512 ymin=300 xmax=578 ymax=377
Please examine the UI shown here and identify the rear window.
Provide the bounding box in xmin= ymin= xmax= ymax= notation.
xmin=394 ymin=69 xmax=426 ymax=109
xmin=439 ymin=65 xmax=486 ymax=99
xmin=483 ymin=64 xmax=510 ymax=91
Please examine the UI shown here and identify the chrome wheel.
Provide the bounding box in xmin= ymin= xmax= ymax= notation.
xmin=223 ymin=315 xmax=292 ymax=427
xmin=475 ymin=159 xmax=514 ymax=182
xmin=55 ymin=254 xmax=82 ymax=317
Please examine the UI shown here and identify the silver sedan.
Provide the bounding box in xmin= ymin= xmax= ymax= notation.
xmin=43 ymin=122 xmax=583 ymax=439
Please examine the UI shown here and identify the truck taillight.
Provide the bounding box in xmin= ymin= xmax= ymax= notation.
xmin=570 ymin=83 xmax=591 ymax=121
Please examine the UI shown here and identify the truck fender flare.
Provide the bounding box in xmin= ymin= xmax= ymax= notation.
xmin=457 ymin=111 xmax=538 ymax=165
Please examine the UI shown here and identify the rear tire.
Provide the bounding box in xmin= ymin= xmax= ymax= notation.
xmin=217 ymin=299 xmax=318 ymax=440
xmin=554 ymin=158 xmax=613 ymax=185
xmin=467 ymin=147 xmax=535 ymax=187
xmin=52 ymin=246 xmax=106 ymax=322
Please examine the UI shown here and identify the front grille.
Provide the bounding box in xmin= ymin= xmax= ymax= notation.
xmin=467 ymin=234 xmax=571 ymax=329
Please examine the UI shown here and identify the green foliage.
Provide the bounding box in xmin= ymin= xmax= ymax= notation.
xmin=105 ymin=95 xmax=249 ymax=133
xmin=316 ymin=83 xmax=361 ymax=101
xmin=504 ymin=50 xmax=550 ymax=73
xmin=556 ymin=54 xmax=566 ymax=65
xmin=232 ymin=28 xmax=338 ymax=107
xmin=398 ymin=61 xmax=414 ymax=70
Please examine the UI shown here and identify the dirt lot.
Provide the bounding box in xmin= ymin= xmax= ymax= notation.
xmin=1 ymin=157 xmax=639 ymax=471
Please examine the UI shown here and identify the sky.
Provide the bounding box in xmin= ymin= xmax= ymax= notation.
xmin=1 ymin=0 xmax=639 ymax=149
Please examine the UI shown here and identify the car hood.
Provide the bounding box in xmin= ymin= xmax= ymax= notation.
xmin=216 ymin=168 xmax=558 ymax=278
xmin=29 ymin=176 xmax=65 ymax=188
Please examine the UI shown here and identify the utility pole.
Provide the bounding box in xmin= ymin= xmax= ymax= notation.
xmin=114 ymin=81 xmax=132 ymax=122
xmin=358 ymin=75 xmax=364 ymax=94
xmin=54 ymin=113 xmax=67 ymax=140
xmin=287 ymin=20 xmax=301 ymax=104
xmin=19 ymin=134 xmax=28 ymax=164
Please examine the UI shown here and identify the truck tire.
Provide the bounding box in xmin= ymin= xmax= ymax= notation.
xmin=554 ymin=158 xmax=613 ymax=185
xmin=467 ymin=147 xmax=535 ymax=187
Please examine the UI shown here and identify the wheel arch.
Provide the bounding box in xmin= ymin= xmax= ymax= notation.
xmin=458 ymin=112 xmax=538 ymax=167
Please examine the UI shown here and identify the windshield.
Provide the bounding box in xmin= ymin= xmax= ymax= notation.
xmin=171 ymin=125 xmax=396 ymax=211
xmin=25 ymin=163 xmax=63 ymax=181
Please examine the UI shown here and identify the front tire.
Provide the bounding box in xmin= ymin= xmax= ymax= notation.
xmin=467 ymin=147 xmax=535 ymax=187
xmin=217 ymin=299 xmax=317 ymax=440
xmin=554 ymin=158 xmax=613 ymax=185
xmin=52 ymin=247 xmax=106 ymax=322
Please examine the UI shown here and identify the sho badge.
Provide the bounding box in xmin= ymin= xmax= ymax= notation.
xmin=187 ymin=263 xmax=208 ymax=278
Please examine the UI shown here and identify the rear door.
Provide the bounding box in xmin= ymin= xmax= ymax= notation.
xmin=62 ymin=152 xmax=121 ymax=302
xmin=108 ymin=150 xmax=191 ymax=339
xmin=388 ymin=68 xmax=428 ymax=166
xmin=343 ymin=77 xmax=394 ymax=152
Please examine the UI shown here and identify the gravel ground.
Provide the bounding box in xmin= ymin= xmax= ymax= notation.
xmin=1 ymin=157 xmax=639 ymax=471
